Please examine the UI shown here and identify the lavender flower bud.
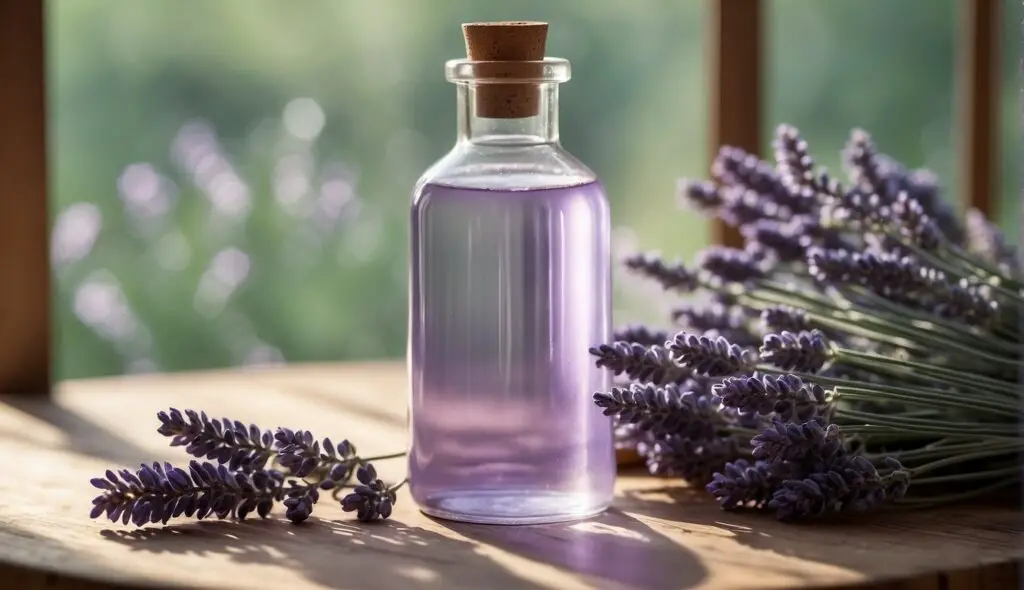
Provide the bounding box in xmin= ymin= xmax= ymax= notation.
xmin=760 ymin=330 xmax=833 ymax=373
xmin=672 ymin=303 xmax=744 ymax=333
xmin=842 ymin=129 xmax=888 ymax=201
xmin=639 ymin=435 xmax=743 ymax=484
xmin=340 ymin=464 xmax=397 ymax=523
xmin=772 ymin=124 xmax=820 ymax=212
xmin=807 ymin=249 xmax=998 ymax=325
xmin=89 ymin=460 xmax=285 ymax=527
xmin=789 ymin=215 xmax=855 ymax=251
xmin=671 ymin=304 xmax=760 ymax=348
xmin=589 ymin=341 xmax=691 ymax=385
xmin=623 ymin=252 xmax=700 ymax=292
xmin=698 ymin=246 xmax=766 ymax=284
xmin=593 ymin=382 xmax=719 ymax=439
xmin=741 ymin=219 xmax=808 ymax=263
xmin=713 ymin=146 xmax=805 ymax=215
xmin=676 ymin=179 xmax=723 ymax=212
xmin=282 ymin=482 xmax=320 ymax=523
xmin=713 ymin=374 xmax=828 ymax=423
xmin=965 ymin=208 xmax=1020 ymax=275
xmin=720 ymin=186 xmax=787 ymax=226
xmin=891 ymin=192 xmax=942 ymax=250
xmin=768 ymin=455 xmax=904 ymax=521
xmin=751 ymin=418 xmax=842 ymax=465
xmin=156 ymin=409 xmax=275 ymax=472
xmin=760 ymin=306 xmax=810 ymax=334
xmin=705 ymin=459 xmax=779 ymax=510
xmin=669 ymin=332 xmax=756 ymax=377
xmin=613 ymin=324 xmax=670 ymax=347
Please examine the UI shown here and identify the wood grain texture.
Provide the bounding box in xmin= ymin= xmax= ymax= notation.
xmin=957 ymin=0 xmax=1000 ymax=217
xmin=0 ymin=362 xmax=1020 ymax=590
xmin=0 ymin=0 xmax=50 ymax=395
xmin=707 ymin=0 xmax=762 ymax=249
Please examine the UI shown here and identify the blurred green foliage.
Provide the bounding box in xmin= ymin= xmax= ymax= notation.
xmin=49 ymin=0 xmax=1020 ymax=379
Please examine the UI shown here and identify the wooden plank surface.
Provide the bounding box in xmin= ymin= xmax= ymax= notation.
xmin=707 ymin=0 xmax=762 ymax=249
xmin=0 ymin=362 xmax=1020 ymax=590
xmin=0 ymin=0 xmax=51 ymax=394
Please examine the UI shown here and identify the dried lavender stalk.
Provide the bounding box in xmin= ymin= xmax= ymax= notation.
xmin=593 ymin=382 xmax=720 ymax=439
xmin=759 ymin=330 xmax=833 ymax=373
xmin=669 ymin=332 xmax=756 ymax=377
xmin=590 ymin=341 xmax=691 ymax=384
xmin=613 ymin=324 xmax=671 ymax=346
xmin=624 ymin=252 xmax=700 ymax=292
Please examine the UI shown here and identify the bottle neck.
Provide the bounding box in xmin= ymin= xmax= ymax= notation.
xmin=456 ymin=83 xmax=560 ymax=145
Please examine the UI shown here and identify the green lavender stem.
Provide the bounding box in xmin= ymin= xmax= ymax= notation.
xmin=751 ymin=283 xmax=1021 ymax=363
xmin=840 ymin=350 xmax=1022 ymax=395
xmin=835 ymin=408 xmax=1019 ymax=437
xmin=845 ymin=288 xmax=1021 ymax=356
xmin=909 ymin=447 xmax=1023 ymax=477
xmin=759 ymin=367 xmax=1018 ymax=414
xmin=943 ymin=242 xmax=1023 ymax=290
xmin=909 ymin=466 xmax=1021 ymax=485
xmin=894 ymin=477 xmax=1018 ymax=507
xmin=867 ymin=439 xmax=1022 ymax=463
xmin=829 ymin=385 xmax=1018 ymax=419
xmin=838 ymin=356 xmax=1019 ymax=399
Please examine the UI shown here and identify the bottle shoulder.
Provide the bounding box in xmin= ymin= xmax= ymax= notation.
xmin=414 ymin=142 xmax=598 ymax=195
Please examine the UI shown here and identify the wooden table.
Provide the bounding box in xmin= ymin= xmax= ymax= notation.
xmin=0 ymin=362 xmax=1020 ymax=590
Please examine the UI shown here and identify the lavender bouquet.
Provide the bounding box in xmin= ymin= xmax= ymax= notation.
xmin=595 ymin=124 xmax=1022 ymax=521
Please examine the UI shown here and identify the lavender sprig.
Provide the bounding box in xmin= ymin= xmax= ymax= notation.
xmin=965 ymin=208 xmax=1020 ymax=275
xmin=760 ymin=306 xmax=811 ymax=334
xmin=671 ymin=303 xmax=760 ymax=348
xmin=705 ymin=459 xmax=780 ymax=509
xmin=90 ymin=461 xmax=286 ymax=527
xmin=806 ymin=249 xmax=998 ymax=325
xmin=638 ymin=435 xmax=743 ymax=484
xmin=741 ymin=219 xmax=809 ymax=263
xmin=698 ymin=246 xmax=767 ymax=284
xmin=95 ymin=410 xmax=407 ymax=527
xmin=713 ymin=146 xmax=807 ymax=215
xmin=751 ymin=418 xmax=842 ymax=465
xmin=669 ymin=332 xmax=756 ymax=377
xmin=274 ymin=428 xmax=358 ymax=480
xmin=713 ymin=374 xmax=828 ymax=423
xmin=677 ymin=179 xmax=723 ymax=212
xmin=340 ymin=464 xmax=404 ymax=523
xmin=759 ymin=330 xmax=833 ymax=373
xmin=157 ymin=409 xmax=274 ymax=472
xmin=768 ymin=456 xmax=910 ymax=521
xmin=593 ymin=382 xmax=720 ymax=439
xmin=613 ymin=324 xmax=670 ymax=347
xmin=772 ymin=124 xmax=819 ymax=209
xmin=623 ymin=252 xmax=700 ymax=293
xmin=590 ymin=341 xmax=691 ymax=384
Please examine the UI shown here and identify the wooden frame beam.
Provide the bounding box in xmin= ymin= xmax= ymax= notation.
xmin=708 ymin=0 xmax=763 ymax=248
xmin=958 ymin=0 xmax=1000 ymax=216
xmin=0 ymin=0 xmax=50 ymax=394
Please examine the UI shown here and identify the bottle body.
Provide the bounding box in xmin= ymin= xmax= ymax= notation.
xmin=408 ymin=170 xmax=615 ymax=524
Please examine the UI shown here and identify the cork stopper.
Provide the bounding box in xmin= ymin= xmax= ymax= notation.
xmin=461 ymin=21 xmax=548 ymax=119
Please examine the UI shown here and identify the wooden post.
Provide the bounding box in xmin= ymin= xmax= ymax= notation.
xmin=0 ymin=0 xmax=50 ymax=394
xmin=958 ymin=0 xmax=999 ymax=216
xmin=708 ymin=0 xmax=763 ymax=248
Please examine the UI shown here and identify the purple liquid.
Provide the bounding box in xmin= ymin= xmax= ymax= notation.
xmin=408 ymin=180 xmax=616 ymax=524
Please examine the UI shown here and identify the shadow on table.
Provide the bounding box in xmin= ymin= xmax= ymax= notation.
xmin=101 ymin=517 xmax=544 ymax=590
xmin=0 ymin=396 xmax=154 ymax=465
xmin=617 ymin=481 xmax=1024 ymax=585
xmin=436 ymin=508 xmax=708 ymax=590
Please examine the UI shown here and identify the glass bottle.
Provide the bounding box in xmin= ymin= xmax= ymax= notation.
xmin=407 ymin=23 xmax=616 ymax=525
